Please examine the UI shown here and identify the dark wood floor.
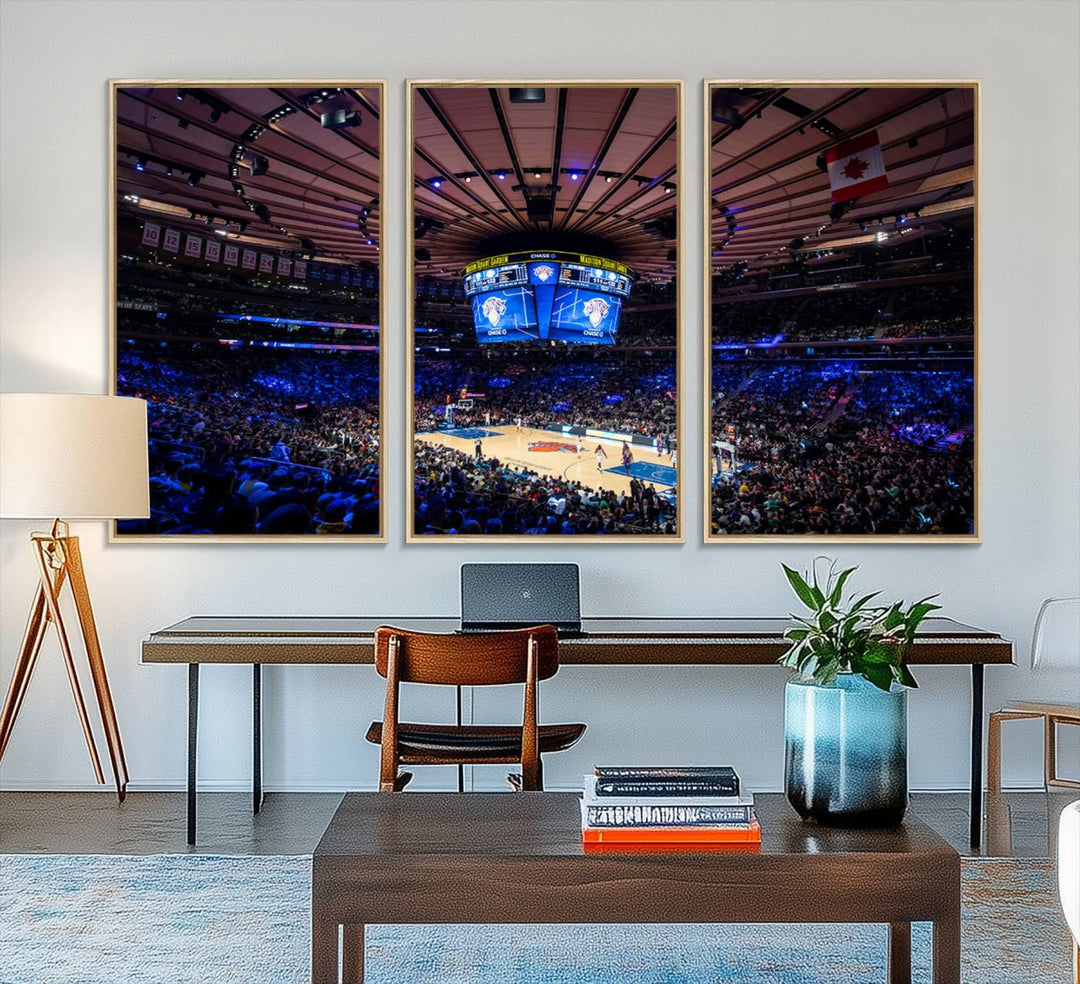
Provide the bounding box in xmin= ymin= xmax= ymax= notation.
xmin=1 ymin=789 xmax=1073 ymax=857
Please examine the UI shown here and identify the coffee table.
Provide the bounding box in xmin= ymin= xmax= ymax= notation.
xmin=311 ymin=792 xmax=960 ymax=984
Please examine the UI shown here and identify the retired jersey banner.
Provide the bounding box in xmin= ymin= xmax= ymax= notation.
xmin=259 ymin=253 xmax=274 ymax=273
xmin=242 ymin=248 xmax=257 ymax=270
xmin=141 ymin=221 xmax=161 ymax=248
xmin=184 ymin=235 xmax=203 ymax=258
xmin=293 ymin=260 xmax=307 ymax=279
xmin=204 ymin=239 xmax=221 ymax=263
xmin=224 ymin=244 xmax=239 ymax=266
xmin=162 ymin=228 xmax=181 ymax=253
xmin=277 ymin=256 xmax=291 ymax=276
xmin=826 ymin=130 xmax=888 ymax=204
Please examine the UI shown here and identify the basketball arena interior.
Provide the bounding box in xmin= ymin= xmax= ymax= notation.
xmin=410 ymin=84 xmax=680 ymax=537
xmin=707 ymin=85 xmax=977 ymax=537
xmin=114 ymin=85 xmax=382 ymax=536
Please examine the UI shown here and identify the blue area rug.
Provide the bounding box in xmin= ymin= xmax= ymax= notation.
xmin=603 ymin=460 xmax=677 ymax=487
xmin=0 ymin=854 xmax=1070 ymax=983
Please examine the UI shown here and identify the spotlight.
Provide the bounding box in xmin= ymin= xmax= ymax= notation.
xmin=188 ymin=171 xmax=203 ymax=187
xmin=570 ymin=172 xmax=579 ymax=181
xmin=135 ymin=156 xmax=147 ymax=171
xmin=432 ymin=178 xmax=442 ymax=189
xmin=665 ymin=184 xmax=672 ymax=193
xmin=605 ymin=175 xmax=612 ymax=183
xmin=366 ymin=238 xmax=374 ymax=246
xmin=249 ymin=155 xmax=269 ymax=177
xmin=497 ymin=172 xmax=506 ymax=181
xmin=534 ymin=171 xmax=542 ymax=179
xmin=165 ymin=166 xmax=173 ymax=177
xmin=253 ymin=203 xmax=271 ymax=222
xmin=176 ymin=90 xmax=185 ymax=102
xmin=357 ymin=214 xmax=367 ymax=229
xmin=320 ymin=109 xmax=361 ymax=129
xmin=208 ymin=109 xmax=222 ymax=124
xmin=508 ymin=87 xmax=545 ymax=104
xmin=465 ymin=175 xmax=471 ymax=183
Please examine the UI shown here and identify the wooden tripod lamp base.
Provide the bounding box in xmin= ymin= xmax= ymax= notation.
xmin=0 ymin=520 xmax=130 ymax=800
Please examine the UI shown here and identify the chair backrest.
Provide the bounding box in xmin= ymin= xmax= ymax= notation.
xmin=374 ymin=625 xmax=559 ymax=686
xmin=1031 ymin=597 xmax=1080 ymax=671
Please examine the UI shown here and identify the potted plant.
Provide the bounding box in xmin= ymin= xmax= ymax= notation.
xmin=779 ymin=559 xmax=941 ymax=826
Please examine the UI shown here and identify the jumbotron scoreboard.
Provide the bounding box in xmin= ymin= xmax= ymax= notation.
xmin=462 ymin=251 xmax=634 ymax=344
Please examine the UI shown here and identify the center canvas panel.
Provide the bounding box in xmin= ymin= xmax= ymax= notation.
xmin=408 ymin=82 xmax=682 ymax=541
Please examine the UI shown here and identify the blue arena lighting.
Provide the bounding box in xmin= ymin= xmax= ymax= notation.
xmin=432 ymin=178 xmax=442 ymax=189
xmin=570 ymin=172 xmax=579 ymax=181
xmin=497 ymin=172 xmax=506 ymax=180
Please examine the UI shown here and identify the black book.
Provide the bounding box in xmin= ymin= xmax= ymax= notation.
xmin=593 ymin=766 xmax=739 ymax=798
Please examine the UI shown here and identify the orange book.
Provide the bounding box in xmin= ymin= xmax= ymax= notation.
xmin=582 ymin=818 xmax=761 ymax=846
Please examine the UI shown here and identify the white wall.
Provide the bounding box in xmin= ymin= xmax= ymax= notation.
xmin=1 ymin=0 xmax=1077 ymax=795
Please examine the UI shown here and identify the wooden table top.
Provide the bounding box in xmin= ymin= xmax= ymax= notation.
xmin=142 ymin=615 xmax=1013 ymax=666
xmin=314 ymin=791 xmax=956 ymax=863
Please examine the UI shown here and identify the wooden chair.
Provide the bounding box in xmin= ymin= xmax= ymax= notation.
xmin=988 ymin=598 xmax=1080 ymax=792
xmin=366 ymin=625 xmax=586 ymax=792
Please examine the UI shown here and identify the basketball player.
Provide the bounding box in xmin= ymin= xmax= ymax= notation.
xmin=655 ymin=434 xmax=664 ymax=458
xmin=474 ymin=438 xmax=483 ymax=461
xmin=576 ymin=433 xmax=585 ymax=456
xmin=621 ymin=441 xmax=633 ymax=476
xmin=594 ymin=443 xmax=608 ymax=472
xmin=515 ymin=414 xmax=523 ymax=433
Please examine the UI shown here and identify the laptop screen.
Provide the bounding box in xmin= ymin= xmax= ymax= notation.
xmin=460 ymin=563 xmax=581 ymax=629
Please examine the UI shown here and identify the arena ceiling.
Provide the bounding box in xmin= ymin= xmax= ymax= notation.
xmin=115 ymin=85 xmax=381 ymax=264
xmin=412 ymin=85 xmax=679 ymax=283
xmin=710 ymin=85 xmax=976 ymax=274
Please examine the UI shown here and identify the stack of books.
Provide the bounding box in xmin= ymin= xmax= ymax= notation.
xmin=581 ymin=766 xmax=760 ymax=848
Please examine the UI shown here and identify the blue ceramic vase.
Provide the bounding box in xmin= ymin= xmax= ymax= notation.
xmin=784 ymin=672 xmax=908 ymax=826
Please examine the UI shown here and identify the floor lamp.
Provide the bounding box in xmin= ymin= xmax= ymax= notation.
xmin=0 ymin=393 xmax=149 ymax=800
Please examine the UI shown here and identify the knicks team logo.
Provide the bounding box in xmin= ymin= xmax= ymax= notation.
xmin=532 ymin=264 xmax=555 ymax=282
xmin=481 ymin=295 xmax=506 ymax=327
xmin=583 ymin=296 xmax=610 ymax=327
xmin=528 ymin=441 xmax=577 ymax=454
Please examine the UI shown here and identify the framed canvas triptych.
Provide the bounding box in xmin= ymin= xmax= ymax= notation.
xmin=107 ymin=78 xmax=978 ymax=544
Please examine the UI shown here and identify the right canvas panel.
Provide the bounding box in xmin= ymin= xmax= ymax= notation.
xmin=706 ymin=83 xmax=979 ymax=541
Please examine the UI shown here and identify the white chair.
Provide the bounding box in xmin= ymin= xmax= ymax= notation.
xmin=988 ymin=598 xmax=1080 ymax=791
xmin=1059 ymin=799 xmax=1080 ymax=983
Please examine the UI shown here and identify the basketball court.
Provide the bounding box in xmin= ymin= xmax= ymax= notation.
xmin=416 ymin=424 xmax=676 ymax=500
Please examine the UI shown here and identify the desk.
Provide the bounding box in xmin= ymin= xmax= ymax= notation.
xmin=311 ymin=791 xmax=961 ymax=984
xmin=141 ymin=616 xmax=1012 ymax=846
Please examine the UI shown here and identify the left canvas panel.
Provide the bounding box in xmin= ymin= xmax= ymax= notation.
xmin=110 ymin=82 xmax=385 ymax=540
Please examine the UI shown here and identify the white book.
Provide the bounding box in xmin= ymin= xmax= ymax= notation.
xmin=581 ymin=775 xmax=754 ymax=809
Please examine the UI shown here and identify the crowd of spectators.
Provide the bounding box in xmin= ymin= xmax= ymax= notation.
xmin=711 ymin=279 xmax=974 ymax=345
xmin=414 ymin=442 xmax=675 ymax=536
xmin=710 ymin=363 xmax=975 ymax=535
xmin=115 ymin=347 xmax=380 ymax=536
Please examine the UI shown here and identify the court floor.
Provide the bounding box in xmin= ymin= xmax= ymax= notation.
xmin=416 ymin=425 xmax=676 ymax=498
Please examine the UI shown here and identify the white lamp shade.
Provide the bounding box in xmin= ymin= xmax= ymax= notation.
xmin=0 ymin=393 xmax=150 ymax=520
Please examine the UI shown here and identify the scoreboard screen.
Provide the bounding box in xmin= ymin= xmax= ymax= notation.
xmin=462 ymin=251 xmax=633 ymax=344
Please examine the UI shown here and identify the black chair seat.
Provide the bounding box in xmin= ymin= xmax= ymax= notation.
xmin=365 ymin=721 xmax=586 ymax=760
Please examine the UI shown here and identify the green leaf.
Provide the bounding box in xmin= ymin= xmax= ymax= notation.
xmin=782 ymin=564 xmax=819 ymax=610
xmin=894 ymin=663 xmax=919 ymax=689
xmin=829 ymin=566 xmax=857 ymax=607
xmin=862 ymin=663 xmax=894 ymax=692
xmin=849 ymin=591 xmax=881 ymax=613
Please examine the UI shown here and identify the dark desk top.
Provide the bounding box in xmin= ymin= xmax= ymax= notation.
xmin=142 ymin=615 xmax=1013 ymax=666
xmin=314 ymin=791 xmax=955 ymax=862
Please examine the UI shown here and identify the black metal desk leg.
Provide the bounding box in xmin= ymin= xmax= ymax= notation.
xmin=187 ymin=663 xmax=199 ymax=846
xmin=456 ymin=684 xmax=464 ymax=793
xmin=253 ymin=663 xmax=263 ymax=814
xmin=969 ymin=663 xmax=984 ymax=848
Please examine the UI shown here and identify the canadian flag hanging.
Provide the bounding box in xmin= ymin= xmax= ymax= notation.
xmin=825 ymin=130 xmax=888 ymax=204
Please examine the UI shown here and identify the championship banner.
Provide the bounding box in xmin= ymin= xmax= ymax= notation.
xmin=204 ymin=239 xmax=221 ymax=263
xmin=277 ymin=256 xmax=291 ymax=276
xmin=259 ymin=254 xmax=274 ymax=273
xmin=826 ymin=130 xmax=888 ymax=204
xmin=184 ymin=235 xmax=203 ymax=258
xmin=162 ymin=228 xmax=181 ymax=253
xmin=224 ymin=244 xmax=239 ymax=266
xmin=242 ymin=248 xmax=257 ymax=270
xmin=293 ymin=260 xmax=307 ymax=279
xmin=141 ymin=221 xmax=161 ymax=247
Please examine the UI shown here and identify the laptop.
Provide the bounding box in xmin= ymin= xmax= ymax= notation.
xmin=459 ymin=563 xmax=582 ymax=637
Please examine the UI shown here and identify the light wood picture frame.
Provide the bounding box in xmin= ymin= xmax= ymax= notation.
xmin=704 ymin=80 xmax=980 ymax=543
xmin=407 ymin=80 xmax=684 ymax=543
xmin=108 ymin=80 xmax=387 ymax=542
